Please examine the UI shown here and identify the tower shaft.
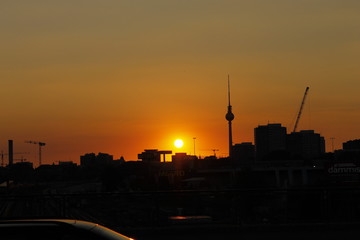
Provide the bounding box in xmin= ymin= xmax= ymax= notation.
xmin=225 ymin=75 xmax=235 ymax=158
xmin=228 ymin=120 xmax=233 ymax=157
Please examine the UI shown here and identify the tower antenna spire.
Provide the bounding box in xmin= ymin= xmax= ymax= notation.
xmin=228 ymin=74 xmax=231 ymax=106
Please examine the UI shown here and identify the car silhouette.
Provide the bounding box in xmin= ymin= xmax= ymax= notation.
xmin=0 ymin=219 xmax=134 ymax=240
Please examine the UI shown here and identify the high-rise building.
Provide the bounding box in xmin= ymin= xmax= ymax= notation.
xmin=287 ymin=130 xmax=325 ymax=160
xmin=254 ymin=123 xmax=287 ymax=161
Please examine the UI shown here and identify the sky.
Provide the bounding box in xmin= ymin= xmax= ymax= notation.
xmin=1 ymin=0 xmax=359 ymax=166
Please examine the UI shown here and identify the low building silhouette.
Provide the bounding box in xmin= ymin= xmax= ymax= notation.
xmin=138 ymin=149 xmax=172 ymax=163
xmin=8 ymin=162 xmax=34 ymax=182
xmin=80 ymin=152 xmax=113 ymax=167
xmin=343 ymin=139 xmax=360 ymax=150
xmin=333 ymin=139 xmax=360 ymax=163
xmin=232 ymin=142 xmax=255 ymax=164
xmin=172 ymin=153 xmax=197 ymax=170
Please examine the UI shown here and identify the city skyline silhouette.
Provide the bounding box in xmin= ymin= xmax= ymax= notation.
xmin=1 ymin=1 xmax=359 ymax=165
xmin=0 ymin=80 xmax=357 ymax=166
xmin=1 ymin=2 xmax=360 ymax=239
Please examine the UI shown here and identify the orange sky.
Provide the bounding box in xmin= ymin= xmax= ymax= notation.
xmin=1 ymin=1 xmax=359 ymax=166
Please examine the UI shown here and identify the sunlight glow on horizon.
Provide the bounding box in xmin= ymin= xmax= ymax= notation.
xmin=0 ymin=1 xmax=359 ymax=164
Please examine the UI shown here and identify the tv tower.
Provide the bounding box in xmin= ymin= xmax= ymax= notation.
xmin=225 ymin=75 xmax=234 ymax=158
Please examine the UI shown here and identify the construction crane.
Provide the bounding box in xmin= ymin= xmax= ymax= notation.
xmin=25 ymin=141 xmax=46 ymax=166
xmin=13 ymin=157 xmax=27 ymax=163
xmin=293 ymin=87 xmax=310 ymax=133
xmin=212 ymin=149 xmax=219 ymax=157
xmin=1 ymin=151 xmax=30 ymax=167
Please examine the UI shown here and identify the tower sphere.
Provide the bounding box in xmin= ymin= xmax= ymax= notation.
xmin=226 ymin=111 xmax=234 ymax=121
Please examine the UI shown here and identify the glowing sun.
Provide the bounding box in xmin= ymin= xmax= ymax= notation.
xmin=174 ymin=139 xmax=184 ymax=148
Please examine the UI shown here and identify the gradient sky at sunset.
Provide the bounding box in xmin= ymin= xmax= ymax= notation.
xmin=1 ymin=1 xmax=359 ymax=165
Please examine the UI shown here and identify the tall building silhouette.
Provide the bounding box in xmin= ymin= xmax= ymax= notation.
xmin=225 ymin=75 xmax=235 ymax=158
xmin=255 ymin=123 xmax=287 ymax=161
xmin=287 ymin=130 xmax=325 ymax=160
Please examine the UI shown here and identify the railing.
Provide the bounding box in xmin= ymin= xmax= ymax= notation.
xmin=1 ymin=188 xmax=360 ymax=229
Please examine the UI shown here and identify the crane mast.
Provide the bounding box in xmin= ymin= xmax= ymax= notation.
xmin=293 ymin=87 xmax=309 ymax=133
xmin=25 ymin=140 xmax=46 ymax=166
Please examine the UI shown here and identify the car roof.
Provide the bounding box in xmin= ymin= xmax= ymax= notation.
xmin=0 ymin=219 xmax=133 ymax=240
xmin=0 ymin=219 xmax=98 ymax=230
